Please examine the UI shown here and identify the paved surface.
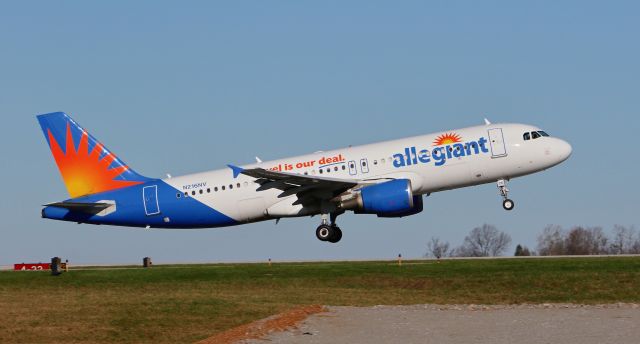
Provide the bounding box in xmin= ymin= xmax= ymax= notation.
xmin=249 ymin=304 xmax=640 ymax=344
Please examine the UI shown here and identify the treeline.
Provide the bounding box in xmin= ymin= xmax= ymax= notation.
xmin=536 ymin=224 xmax=639 ymax=256
xmin=426 ymin=224 xmax=638 ymax=258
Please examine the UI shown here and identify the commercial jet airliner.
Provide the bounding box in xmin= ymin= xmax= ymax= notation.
xmin=37 ymin=112 xmax=572 ymax=243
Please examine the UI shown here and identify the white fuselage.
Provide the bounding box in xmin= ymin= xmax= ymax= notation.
xmin=163 ymin=123 xmax=572 ymax=224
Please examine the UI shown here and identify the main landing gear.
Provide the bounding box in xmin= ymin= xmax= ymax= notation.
xmin=497 ymin=179 xmax=515 ymax=211
xmin=315 ymin=213 xmax=343 ymax=243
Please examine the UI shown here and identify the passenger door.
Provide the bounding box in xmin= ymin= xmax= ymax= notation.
xmin=487 ymin=128 xmax=507 ymax=158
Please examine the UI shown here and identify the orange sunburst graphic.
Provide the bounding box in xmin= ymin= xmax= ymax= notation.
xmin=47 ymin=123 xmax=143 ymax=198
xmin=433 ymin=132 xmax=462 ymax=146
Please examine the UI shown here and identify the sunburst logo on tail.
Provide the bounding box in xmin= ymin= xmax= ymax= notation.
xmin=433 ymin=132 xmax=462 ymax=146
xmin=47 ymin=123 xmax=143 ymax=198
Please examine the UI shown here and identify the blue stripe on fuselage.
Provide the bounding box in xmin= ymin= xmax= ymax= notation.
xmin=41 ymin=180 xmax=238 ymax=228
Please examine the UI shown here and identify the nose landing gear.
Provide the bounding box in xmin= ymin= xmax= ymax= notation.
xmin=497 ymin=179 xmax=515 ymax=211
xmin=315 ymin=213 xmax=343 ymax=243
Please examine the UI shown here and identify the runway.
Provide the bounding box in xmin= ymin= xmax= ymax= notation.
xmin=249 ymin=304 xmax=640 ymax=344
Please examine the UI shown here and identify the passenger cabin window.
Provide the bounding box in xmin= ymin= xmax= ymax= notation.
xmin=532 ymin=131 xmax=541 ymax=139
xmin=523 ymin=132 xmax=531 ymax=141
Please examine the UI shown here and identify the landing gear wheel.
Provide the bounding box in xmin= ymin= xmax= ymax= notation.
xmin=497 ymin=179 xmax=514 ymax=211
xmin=328 ymin=226 xmax=342 ymax=243
xmin=315 ymin=224 xmax=333 ymax=241
xmin=502 ymin=199 xmax=515 ymax=211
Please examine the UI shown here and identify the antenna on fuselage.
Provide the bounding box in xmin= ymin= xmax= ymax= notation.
xmin=484 ymin=118 xmax=491 ymax=125
xmin=255 ymin=156 xmax=263 ymax=163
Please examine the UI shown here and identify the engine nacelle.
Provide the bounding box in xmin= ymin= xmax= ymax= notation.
xmin=341 ymin=179 xmax=424 ymax=218
xmin=376 ymin=195 xmax=423 ymax=218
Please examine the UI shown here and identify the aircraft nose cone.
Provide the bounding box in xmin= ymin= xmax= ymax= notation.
xmin=557 ymin=139 xmax=572 ymax=162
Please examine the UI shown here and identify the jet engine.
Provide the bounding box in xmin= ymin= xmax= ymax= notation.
xmin=340 ymin=179 xmax=423 ymax=218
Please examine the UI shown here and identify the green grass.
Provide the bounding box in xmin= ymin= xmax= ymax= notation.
xmin=1 ymin=257 xmax=639 ymax=343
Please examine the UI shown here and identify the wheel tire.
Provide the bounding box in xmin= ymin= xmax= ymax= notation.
xmin=503 ymin=199 xmax=515 ymax=211
xmin=328 ymin=226 xmax=342 ymax=243
xmin=316 ymin=224 xmax=333 ymax=241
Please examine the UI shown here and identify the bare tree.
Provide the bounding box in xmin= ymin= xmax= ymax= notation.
xmin=455 ymin=224 xmax=512 ymax=257
xmin=588 ymin=227 xmax=609 ymax=254
xmin=631 ymin=237 xmax=640 ymax=254
xmin=610 ymin=225 xmax=637 ymax=254
xmin=565 ymin=226 xmax=591 ymax=255
xmin=537 ymin=225 xmax=566 ymax=256
xmin=426 ymin=237 xmax=450 ymax=258
xmin=565 ymin=226 xmax=608 ymax=255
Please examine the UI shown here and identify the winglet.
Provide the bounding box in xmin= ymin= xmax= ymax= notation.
xmin=227 ymin=164 xmax=244 ymax=178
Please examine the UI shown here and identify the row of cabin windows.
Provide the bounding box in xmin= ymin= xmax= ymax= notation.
xmin=302 ymin=164 xmax=348 ymax=175
xmin=301 ymin=160 xmax=371 ymax=175
xmin=176 ymin=181 xmax=250 ymax=198
xmin=523 ymin=131 xmax=549 ymax=141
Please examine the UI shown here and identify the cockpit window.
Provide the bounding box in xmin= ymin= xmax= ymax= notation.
xmin=538 ymin=131 xmax=549 ymax=137
xmin=523 ymin=132 xmax=531 ymax=141
xmin=531 ymin=131 xmax=541 ymax=139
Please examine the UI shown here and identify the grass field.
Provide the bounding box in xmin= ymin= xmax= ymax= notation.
xmin=1 ymin=257 xmax=639 ymax=343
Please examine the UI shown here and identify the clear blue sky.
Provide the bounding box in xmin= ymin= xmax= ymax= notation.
xmin=1 ymin=1 xmax=638 ymax=265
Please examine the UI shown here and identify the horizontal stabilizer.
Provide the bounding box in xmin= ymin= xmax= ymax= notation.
xmin=44 ymin=201 xmax=113 ymax=213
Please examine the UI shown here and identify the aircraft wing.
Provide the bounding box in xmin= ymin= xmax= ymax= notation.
xmin=228 ymin=165 xmax=360 ymax=205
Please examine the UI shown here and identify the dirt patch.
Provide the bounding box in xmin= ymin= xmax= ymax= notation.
xmin=195 ymin=305 xmax=326 ymax=344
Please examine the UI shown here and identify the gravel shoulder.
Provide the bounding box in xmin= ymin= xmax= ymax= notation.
xmin=248 ymin=304 xmax=640 ymax=344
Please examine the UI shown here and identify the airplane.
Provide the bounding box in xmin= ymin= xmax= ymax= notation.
xmin=37 ymin=112 xmax=572 ymax=243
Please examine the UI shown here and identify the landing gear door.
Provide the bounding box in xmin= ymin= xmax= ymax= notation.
xmin=487 ymin=128 xmax=507 ymax=158
xmin=143 ymin=185 xmax=160 ymax=216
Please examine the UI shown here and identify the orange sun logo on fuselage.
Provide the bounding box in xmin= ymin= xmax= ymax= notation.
xmin=47 ymin=123 xmax=143 ymax=198
xmin=433 ymin=132 xmax=462 ymax=146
